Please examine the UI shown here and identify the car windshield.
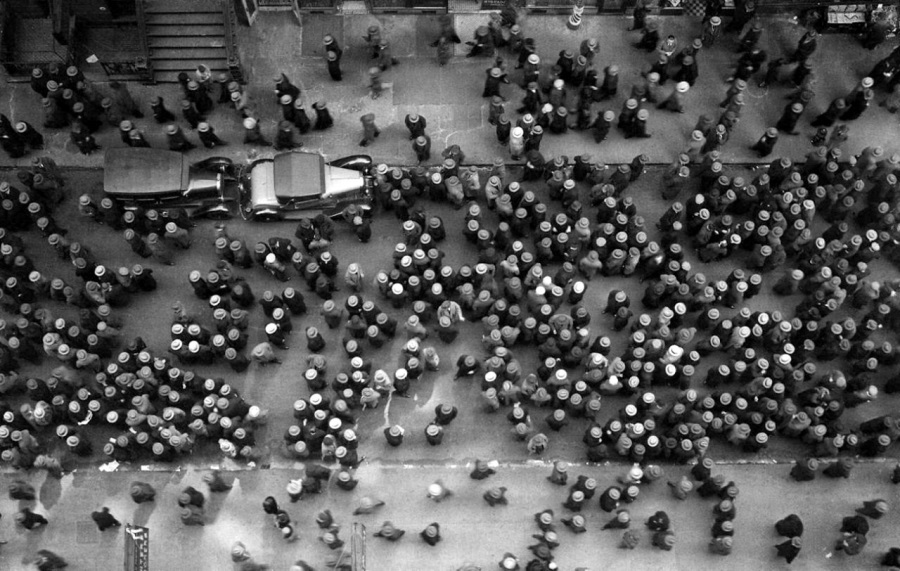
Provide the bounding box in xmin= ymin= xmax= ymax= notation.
xmin=273 ymin=152 xmax=325 ymax=200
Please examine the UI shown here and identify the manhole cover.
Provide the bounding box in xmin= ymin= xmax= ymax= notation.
xmin=76 ymin=521 xmax=99 ymax=544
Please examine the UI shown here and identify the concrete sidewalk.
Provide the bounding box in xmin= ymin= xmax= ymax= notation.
xmin=1 ymin=14 xmax=898 ymax=171
xmin=1 ymin=460 xmax=898 ymax=570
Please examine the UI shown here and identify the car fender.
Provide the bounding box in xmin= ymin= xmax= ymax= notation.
xmin=192 ymin=201 xmax=234 ymax=220
xmin=328 ymin=155 xmax=373 ymax=173
xmin=193 ymin=156 xmax=234 ymax=173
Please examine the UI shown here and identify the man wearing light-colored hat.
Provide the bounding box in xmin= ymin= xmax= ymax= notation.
xmin=242 ymin=116 xmax=270 ymax=146
xmin=659 ymin=81 xmax=690 ymax=113
xmin=165 ymin=123 xmax=195 ymax=152
xmin=197 ymin=121 xmax=227 ymax=148
xmin=750 ymin=127 xmax=779 ymax=157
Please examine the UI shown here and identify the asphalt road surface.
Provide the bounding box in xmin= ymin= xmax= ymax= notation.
xmin=1 ymin=164 xmax=899 ymax=571
xmin=4 ymin=165 xmax=899 ymax=469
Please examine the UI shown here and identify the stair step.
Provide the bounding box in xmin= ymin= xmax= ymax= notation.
xmin=154 ymin=70 xmax=207 ymax=83
xmin=149 ymin=59 xmax=229 ymax=71
xmin=150 ymin=47 xmax=227 ymax=60
xmin=143 ymin=0 xmax=223 ymax=13
xmin=148 ymin=36 xmax=226 ymax=48
xmin=145 ymin=12 xmax=224 ymax=25
xmin=146 ymin=24 xmax=225 ymax=36
xmin=6 ymin=0 xmax=49 ymax=18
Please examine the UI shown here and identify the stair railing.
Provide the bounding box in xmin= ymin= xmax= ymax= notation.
xmin=134 ymin=0 xmax=154 ymax=83
xmin=222 ymin=0 xmax=245 ymax=83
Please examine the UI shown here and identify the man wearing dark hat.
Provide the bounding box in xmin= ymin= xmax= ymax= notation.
xmin=635 ymin=20 xmax=660 ymax=51
xmin=775 ymin=514 xmax=803 ymax=537
xmin=376 ymin=39 xmax=399 ymax=70
xmin=91 ymin=507 xmax=121 ymax=531
xmin=789 ymin=30 xmax=817 ymax=63
xmin=71 ymin=123 xmax=100 ymax=155
xmin=16 ymin=508 xmax=49 ymax=530
xmin=109 ymin=80 xmax=143 ymax=118
xmin=363 ymin=25 xmax=382 ymax=59
xmin=466 ymin=26 xmax=493 ymax=58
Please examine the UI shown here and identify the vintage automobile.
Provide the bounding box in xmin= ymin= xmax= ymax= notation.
xmin=238 ymin=151 xmax=374 ymax=221
xmin=103 ymin=149 xmax=374 ymax=221
xmin=103 ymin=148 xmax=236 ymax=219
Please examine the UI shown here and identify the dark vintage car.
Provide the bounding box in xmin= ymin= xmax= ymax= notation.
xmin=103 ymin=148 xmax=236 ymax=219
xmin=103 ymin=149 xmax=374 ymax=221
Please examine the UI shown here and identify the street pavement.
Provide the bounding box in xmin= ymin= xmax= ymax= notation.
xmin=0 ymin=164 xmax=898 ymax=569
xmin=1 ymin=461 xmax=899 ymax=570
xmin=1 ymin=9 xmax=900 ymax=571
xmin=0 ymin=13 xmax=898 ymax=169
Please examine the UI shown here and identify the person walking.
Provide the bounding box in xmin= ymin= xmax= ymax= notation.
xmin=324 ymin=35 xmax=343 ymax=81
xmin=166 ymin=124 xmax=195 ymax=152
xmin=775 ymin=536 xmax=802 ymax=564
xmin=749 ymin=127 xmax=778 ymax=157
xmin=359 ymin=114 xmax=380 ymax=147
xmin=91 ymin=507 xmax=121 ymax=531
xmin=413 ymin=135 xmax=431 ymax=164
xmin=242 ymin=117 xmax=271 ymax=146
xmin=368 ymin=67 xmax=384 ymax=100
xmin=198 ymin=122 xmax=227 ymax=148
xmin=313 ymin=101 xmax=334 ymax=130
xmin=405 ymin=113 xmax=427 ymax=139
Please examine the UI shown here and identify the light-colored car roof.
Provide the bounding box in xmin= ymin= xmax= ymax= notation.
xmin=274 ymin=152 xmax=325 ymax=199
xmin=104 ymin=148 xmax=188 ymax=197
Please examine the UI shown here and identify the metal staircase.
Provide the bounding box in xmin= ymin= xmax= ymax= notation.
xmin=143 ymin=0 xmax=239 ymax=83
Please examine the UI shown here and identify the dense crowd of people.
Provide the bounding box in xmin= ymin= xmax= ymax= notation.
xmin=2 ymin=2 xmax=900 ymax=569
